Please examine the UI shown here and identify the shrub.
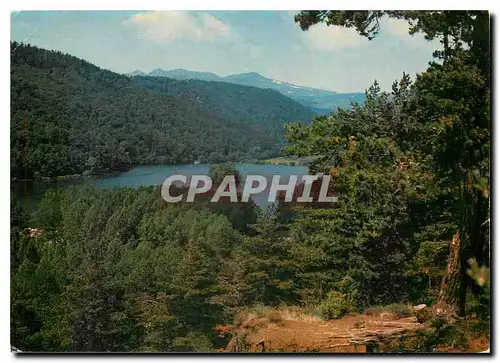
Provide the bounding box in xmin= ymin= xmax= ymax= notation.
xmin=317 ymin=290 xmax=354 ymax=320
xmin=413 ymin=318 xmax=469 ymax=352
xmin=172 ymin=332 xmax=214 ymax=352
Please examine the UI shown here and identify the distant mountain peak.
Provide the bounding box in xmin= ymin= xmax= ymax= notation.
xmin=143 ymin=67 xmax=364 ymax=112
xmin=226 ymin=72 xmax=267 ymax=80
xmin=127 ymin=69 xmax=147 ymax=77
xmin=239 ymin=72 xmax=263 ymax=77
xmin=147 ymin=68 xmax=222 ymax=81
xmin=149 ymin=68 xmax=167 ymax=74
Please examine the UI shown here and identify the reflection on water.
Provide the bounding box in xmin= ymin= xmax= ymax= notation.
xmin=12 ymin=163 xmax=309 ymax=211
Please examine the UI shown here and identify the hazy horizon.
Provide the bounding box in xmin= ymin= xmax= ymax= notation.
xmin=11 ymin=10 xmax=440 ymax=93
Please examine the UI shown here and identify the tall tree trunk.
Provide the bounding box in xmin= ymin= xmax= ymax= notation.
xmin=471 ymin=11 xmax=490 ymax=81
xmin=433 ymin=232 xmax=464 ymax=317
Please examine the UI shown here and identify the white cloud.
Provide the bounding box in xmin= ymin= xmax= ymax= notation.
xmin=249 ymin=45 xmax=263 ymax=59
xmin=124 ymin=11 xmax=232 ymax=44
xmin=380 ymin=17 xmax=440 ymax=48
xmin=382 ymin=17 xmax=411 ymax=37
xmin=297 ymin=16 xmax=437 ymax=53
xmin=300 ymin=23 xmax=368 ymax=51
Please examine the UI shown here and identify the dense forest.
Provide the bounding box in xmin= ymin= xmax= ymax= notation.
xmin=11 ymin=167 xmax=261 ymax=352
xmin=11 ymin=10 xmax=490 ymax=352
xmin=132 ymin=76 xmax=315 ymax=136
xmin=10 ymin=42 xmax=316 ymax=179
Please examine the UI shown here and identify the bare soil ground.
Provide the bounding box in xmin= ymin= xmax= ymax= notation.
xmin=225 ymin=312 xmax=489 ymax=353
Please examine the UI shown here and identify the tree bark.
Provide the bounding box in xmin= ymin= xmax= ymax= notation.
xmin=433 ymin=232 xmax=463 ymax=317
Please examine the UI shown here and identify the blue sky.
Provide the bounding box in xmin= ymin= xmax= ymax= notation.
xmin=11 ymin=10 xmax=440 ymax=93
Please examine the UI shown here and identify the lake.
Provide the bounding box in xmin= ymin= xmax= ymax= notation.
xmin=13 ymin=163 xmax=309 ymax=210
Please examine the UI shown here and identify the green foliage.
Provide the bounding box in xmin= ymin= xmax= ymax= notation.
xmin=231 ymin=211 xmax=299 ymax=306
xmin=466 ymin=259 xmax=490 ymax=320
xmin=171 ymin=332 xmax=215 ymax=352
xmin=285 ymin=10 xmax=490 ymax=317
xmin=282 ymin=79 xmax=425 ymax=306
xmin=209 ymin=163 xmax=241 ymax=186
xmin=317 ymin=291 xmax=354 ymax=320
xmin=134 ymin=76 xmax=317 ymax=146
xmin=10 ymin=11 xmax=490 ymax=352
xmin=10 ymin=42 xmax=315 ymax=179
xmin=467 ymin=259 xmax=490 ymax=291
xmin=414 ymin=317 xmax=469 ymax=352
xmin=11 ymin=186 xmax=254 ymax=352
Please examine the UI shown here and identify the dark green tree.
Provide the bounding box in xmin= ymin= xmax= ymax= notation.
xmin=293 ymin=10 xmax=490 ymax=316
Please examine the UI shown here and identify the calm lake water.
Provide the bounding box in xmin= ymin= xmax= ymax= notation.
xmin=14 ymin=163 xmax=309 ymax=210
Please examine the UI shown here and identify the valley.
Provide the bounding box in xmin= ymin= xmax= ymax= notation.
xmin=10 ymin=10 xmax=490 ymax=354
xmin=11 ymin=42 xmax=316 ymax=180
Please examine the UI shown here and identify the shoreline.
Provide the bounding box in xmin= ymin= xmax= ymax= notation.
xmin=11 ymin=158 xmax=309 ymax=184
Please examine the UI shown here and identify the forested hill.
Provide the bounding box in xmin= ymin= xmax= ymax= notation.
xmin=132 ymin=76 xmax=317 ymax=129
xmin=134 ymin=69 xmax=366 ymax=113
xmin=10 ymin=42 xmax=316 ymax=179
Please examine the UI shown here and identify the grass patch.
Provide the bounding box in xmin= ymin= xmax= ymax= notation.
xmin=235 ymin=305 xmax=323 ymax=327
xmin=364 ymin=303 xmax=414 ymax=319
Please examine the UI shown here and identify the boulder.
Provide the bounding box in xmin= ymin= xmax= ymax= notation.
xmin=413 ymin=304 xmax=427 ymax=312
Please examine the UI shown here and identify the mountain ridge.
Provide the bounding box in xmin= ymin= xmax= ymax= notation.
xmin=127 ymin=68 xmax=365 ymax=113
